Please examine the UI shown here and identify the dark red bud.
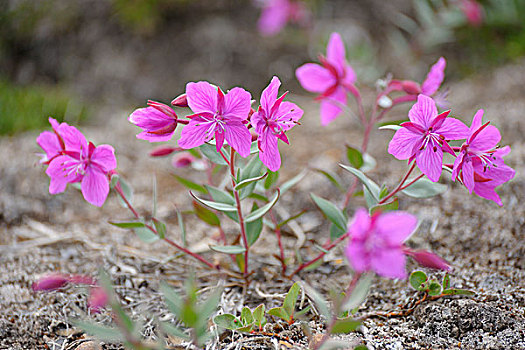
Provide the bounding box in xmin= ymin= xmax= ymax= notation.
xmin=406 ymin=249 xmax=452 ymax=271
xmin=171 ymin=93 xmax=188 ymax=108
xmin=401 ymin=80 xmax=422 ymax=95
xmin=149 ymin=146 xmax=181 ymax=157
xmin=32 ymin=274 xmax=69 ymax=292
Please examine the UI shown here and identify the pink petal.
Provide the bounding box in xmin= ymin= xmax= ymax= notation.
xmin=59 ymin=124 xmax=88 ymax=153
xmin=421 ymin=57 xmax=446 ymax=96
xmin=257 ymin=0 xmax=289 ymax=36
xmin=470 ymin=125 xmax=500 ymax=151
xmin=224 ymin=121 xmax=252 ymax=157
xmin=32 ymin=274 xmax=69 ymax=292
xmin=388 ymin=128 xmax=422 ymax=160
xmin=295 ymin=63 xmax=336 ymax=93
xmin=178 ymin=120 xmax=215 ymax=149
xmin=37 ymin=131 xmax=61 ymax=160
xmin=275 ymin=101 xmax=303 ymax=131
xmin=320 ymin=86 xmax=347 ymax=125
xmin=91 ymin=145 xmax=117 ymax=173
xmin=348 ymin=208 xmax=371 ymax=241
xmin=345 ymin=242 xmax=370 ymax=273
xmin=261 ymin=76 xmax=281 ymax=113
xmin=462 ymin=160 xmax=475 ymax=193
xmin=186 ymin=81 xmax=218 ymax=114
xmin=451 ymin=151 xmax=465 ymax=181
xmin=326 ymin=32 xmax=346 ymax=77
xmin=437 ymin=117 xmax=470 ymax=140
xmin=473 ymin=181 xmax=502 ymax=206
xmin=408 ymin=95 xmax=437 ymax=129
xmin=375 ymin=211 xmax=418 ymax=244
xmin=81 ymin=167 xmax=109 ymax=207
xmin=370 ymin=248 xmax=407 ymax=280
xmin=46 ymin=155 xmax=80 ymax=193
xmin=416 ymin=144 xmax=443 ymax=182
xmin=223 ymin=87 xmax=252 ymax=120
xmin=258 ymin=129 xmax=281 ymax=171
xmin=469 ymin=109 xmax=484 ymax=132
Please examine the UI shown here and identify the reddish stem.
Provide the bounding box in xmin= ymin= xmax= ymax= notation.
xmin=378 ymin=161 xmax=416 ymax=204
xmin=269 ymin=209 xmax=286 ymax=276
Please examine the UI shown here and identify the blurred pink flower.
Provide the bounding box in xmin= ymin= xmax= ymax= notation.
xmin=32 ymin=274 xmax=69 ymax=292
xmin=179 ymin=81 xmax=252 ymax=157
xmin=404 ymin=249 xmax=451 ymax=271
xmin=296 ymin=32 xmax=356 ymax=125
xmin=388 ymin=95 xmax=469 ymax=182
xmin=172 ymin=152 xmax=196 ymax=168
xmin=251 ymin=76 xmax=303 ymax=171
xmin=345 ymin=209 xmax=418 ymax=279
xmin=88 ymin=286 xmax=109 ymax=313
xmin=256 ymin=0 xmax=310 ymax=36
xmin=459 ymin=0 xmax=483 ymax=27
xmin=129 ymin=100 xmax=178 ymax=142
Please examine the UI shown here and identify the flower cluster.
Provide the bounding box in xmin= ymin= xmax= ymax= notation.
xmin=129 ymin=76 xmax=304 ymax=172
xmin=37 ymin=118 xmax=117 ymax=206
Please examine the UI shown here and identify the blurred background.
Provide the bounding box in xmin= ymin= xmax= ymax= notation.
xmin=1 ymin=0 xmax=525 ymax=135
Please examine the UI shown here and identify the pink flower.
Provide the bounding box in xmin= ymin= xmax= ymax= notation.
xmin=43 ymin=122 xmax=117 ymax=206
xmin=345 ymin=209 xmax=418 ymax=279
xmin=251 ymin=76 xmax=303 ymax=171
xmin=36 ymin=118 xmax=70 ymax=163
xmin=459 ymin=0 xmax=483 ymax=27
xmin=88 ymin=286 xmax=109 ymax=313
xmin=32 ymin=274 xmax=69 ymax=292
xmin=178 ymin=81 xmax=252 ymax=157
xmin=388 ymin=95 xmax=469 ymax=182
xmin=172 ymin=152 xmax=197 ymax=168
xmin=129 ymin=100 xmax=178 ymax=142
xmin=296 ymin=32 xmax=356 ymax=125
xmin=256 ymin=0 xmax=310 ymax=36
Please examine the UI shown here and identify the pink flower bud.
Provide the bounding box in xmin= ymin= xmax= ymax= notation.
xmin=401 ymin=80 xmax=422 ymax=95
xmin=32 ymin=274 xmax=69 ymax=292
xmin=149 ymin=146 xmax=181 ymax=157
xmin=171 ymin=93 xmax=188 ymax=107
xmin=405 ymin=249 xmax=452 ymax=271
xmin=172 ymin=152 xmax=196 ymax=168
xmin=68 ymin=275 xmax=96 ymax=285
xmin=147 ymin=100 xmax=178 ymax=119
xmin=88 ymin=287 xmax=108 ymax=313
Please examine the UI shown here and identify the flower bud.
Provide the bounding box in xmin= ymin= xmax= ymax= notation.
xmin=401 ymin=80 xmax=422 ymax=95
xmin=32 ymin=274 xmax=69 ymax=292
xmin=172 ymin=153 xmax=196 ymax=168
xmin=171 ymin=93 xmax=188 ymax=108
xmin=88 ymin=287 xmax=108 ymax=313
xmin=68 ymin=275 xmax=96 ymax=285
xmin=406 ymin=249 xmax=452 ymax=271
xmin=149 ymin=146 xmax=181 ymax=157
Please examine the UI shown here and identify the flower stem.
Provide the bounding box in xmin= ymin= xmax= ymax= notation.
xmin=269 ymin=209 xmax=286 ymax=276
xmin=378 ymin=161 xmax=416 ymax=204
xmin=113 ymin=181 xmax=218 ymax=271
xmin=229 ymin=149 xmax=250 ymax=278
xmin=287 ymin=232 xmax=349 ymax=279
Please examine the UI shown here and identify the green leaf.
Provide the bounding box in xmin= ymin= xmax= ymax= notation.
xmin=264 ymin=171 xmax=279 ymax=189
xmin=209 ymin=245 xmax=246 ymax=254
xmin=235 ymin=172 xmax=268 ymax=191
xmin=250 ymin=140 xmax=259 ymax=155
xmin=311 ymin=193 xmax=347 ymax=231
xmin=442 ymin=288 xmax=475 ymax=296
xmin=159 ymin=321 xmax=189 ymax=340
xmin=244 ymin=190 xmax=280 ymax=223
xmin=428 ymin=281 xmax=442 ymax=296
xmin=280 ymin=171 xmax=307 ymax=195
xmin=283 ymin=282 xmax=301 ymax=320
xmin=330 ymin=223 xmax=346 ymax=241
xmin=153 ymin=219 xmax=167 ymax=239
xmin=252 ymin=304 xmax=265 ymax=329
xmin=246 ymin=204 xmax=263 ymax=246
xmin=205 ymin=186 xmax=236 ymax=205
xmin=110 ymin=174 xmax=119 ymax=189
xmin=134 ymin=227 xmax=160 ymax=243
xmin=173 ymin=174 xmax=208 ymax=194
xmin=378 ymin=124 xmax=402 ymax=131
xmin=340 ymin=164 xmax=380 ymax=203
xmin=109 ymin=221 xmax=145 ymax=229
xmin=343 ymin=273 xmax=373 ymax=311
xmin=369 ymin=198 xmax=399 ymax=214
xmin=73 ymin=320 xmax=123 ymax=342
xmin=117 ymin=178 xmax=134 ymax=207
xmin=303 ymin=283 xmax=331 ymax=319
xmin=378 ymin=185 xmax=389 ymax=199
xmin=409 ymin=271 xmax=428 ymax=291
xmin=190 ymin=192 xmax=238 ymax=212
xmin=277 ymin=210 xmax=307 ymax=229
xmin=200 ymin=143 xmax=227 ymax=165
xmin=193 ymin=201 xmax=221 ymax=227
xmin=331 ymin=317 xmax=361 ymax=333
xmin=267 ymin=307 xmax=289 ymax=322
xmin=213 ymin=314 xmax=238 ymax=330
xmin=360 ymin=153 xmax=377 ymax=173
xmin=346 ymin=145 xmax=364 ymax=169
xmin=239 ymin=156 xmax=263 ymax=199
xmin=241 ymin=307 xmax=254 ymax=325
xmin=313 ymin=168 xmax=344 ymax=192
xmin=402 ymin=178 xmax=448 ymax=198
xmin=198 ymin=289 xmax=222 ymax=326
xmin=363 ymin=186 xmax=379 ymax=208
xmin=442 ymin=273 xmax=450 ymax=290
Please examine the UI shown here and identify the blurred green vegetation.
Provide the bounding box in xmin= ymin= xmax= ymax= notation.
xmin=0 ymin=78 xmax=88 ymax=135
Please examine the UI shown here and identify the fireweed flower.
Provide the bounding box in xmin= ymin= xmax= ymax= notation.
xmin=178 ymin=81 xmax=252 ymax=157
xmin=345 ymin=209 xmax=418 ymax=279
xmin=43 ymin=123 xmax=117 ymax=207
xmin=129 ymin=100 xmax=178 ymax=142
xmin=459 ymin=0 xmax=483 ymax=27
xmin=256 ymin=0 xmax=310 ymax=36
xmin=296 ymin=32 xmax=356 ymax=125
xmin=251 ymin=76 xmax=303 ymax=171
xmin=452 ymin=109 xmax=515 ymax=205
xmin=388 ymin=94 xmax=469 ymax=182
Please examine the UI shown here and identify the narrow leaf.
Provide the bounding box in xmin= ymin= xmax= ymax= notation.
xmin=73 ymin=320 xmax=123 ymax=342
xmin=369 ymin=198 xmax=399 ymax=214
xmin=235 ymin=172 xmax=268 ymax=191
xmin=192 ymin=201 xmax=221 ymax=227
xmin=283 ymin=282 xmax=301 ymax=319
xmin=117 ymin=178 xmax=134 ymax=207
xmin=200 ymin=143 xmax=227 ymax=165
xmin=346 ymin=145 xmax=364 ymax=169
xmin=190 ymin=192 xmax=238 ymax=212
xmin=343 ymin=273 xmax=373 ymax=311
xmin=313 ymin=168 xmax=344 ymax=192
xmin=244 ymin=190 xmax=280 ymax=223
xmin=246 ymin=204 xmax=263 ymax=246
xmin=331 ymin=318 xmax=361 ymax=333
xmin=442 ymin=288 xmax=475 ymax=296
xmin=303 ymin=283 xmax=331 ymax=319
xmin=173 ymin=174 xmax=208 ymax=194
xmin=280 ymin=171 xmax=307 ymax=194
xmin=134 ymin=227 xmax=160 ymax=243
xmin=264 ymin=171 xmax=279 ymax=189
xmin=378 ymin=124 xmax=402 ymax=131
xmin=109 ymin=221 xmax=145 ymax=229
xmin=330 ymin=223 xmax=346 ymax=241
xmin=311 ymin=193 xmax=347 ymax=231
xmin=209 ymin=245 xmax=246 ymax=254
xmin=339 ymin=164 xmax=380 ymax=202
xmin=402 ymin=178 xmax=448 ymax=198
xmin=153 ymin=219 xmax=167 ymax=239
xmin=252 ymin=304 xmax=265 ymax=329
